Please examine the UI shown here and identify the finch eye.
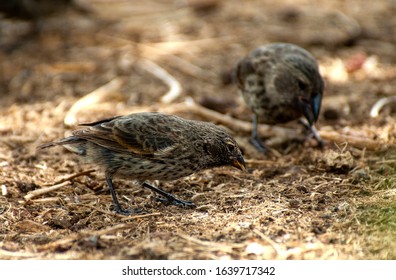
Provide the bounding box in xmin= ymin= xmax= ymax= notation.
xmin=298 ymin=80 xmax=308 ymax=91
xmin=225 ymin=142 xmax=236 ymax=153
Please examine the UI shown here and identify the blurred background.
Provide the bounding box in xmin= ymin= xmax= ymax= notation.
xmin=1 ymin=0 xmax=395 ymax=112
xmin=0 ymin=0 xmax=395 ymax=260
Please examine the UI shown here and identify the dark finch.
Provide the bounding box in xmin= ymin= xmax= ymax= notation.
xmin=38 ymin=112 xmax=246 ymax=215
xmin=235 ymin=43 xmax=324 ymax=152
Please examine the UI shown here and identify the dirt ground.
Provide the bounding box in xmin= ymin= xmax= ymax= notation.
xmin=0 ymin=0 xmax=395 ymax=260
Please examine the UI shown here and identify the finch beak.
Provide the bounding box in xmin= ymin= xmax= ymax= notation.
xmin=299 ymin=94 xmax=322 ymax=126
xmin=231 ymin=155 xmax=247 ymax=171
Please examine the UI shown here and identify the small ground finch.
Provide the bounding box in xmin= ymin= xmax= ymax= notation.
xmin=38 ymin=112 xmax=246 ymax=215
xmin=235 ymin=43 xmax=324 ymax=152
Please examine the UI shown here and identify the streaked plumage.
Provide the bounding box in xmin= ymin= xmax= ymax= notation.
xmin=235 ymin=43 xmax=324 ymax=152
xmin=38 ymin=112 xmax=246 ymax=215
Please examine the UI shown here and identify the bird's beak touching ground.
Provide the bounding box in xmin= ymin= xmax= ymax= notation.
xmin=231 ymin=155 xmax=247 ymax=172
xmin=299 ymin=94 xmax=322 ymax=126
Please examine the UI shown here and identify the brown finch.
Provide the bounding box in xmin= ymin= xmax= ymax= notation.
xmin=235 ymin=43 xmax=324 ymax=152
xmin=38 ymin=112 xmax=246 ymax=215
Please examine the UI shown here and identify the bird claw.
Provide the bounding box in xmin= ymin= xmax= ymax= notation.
xmin=114 ymin=206 xmax=146 ymax=216
xmin=155 ymin=195 xmax=196 ymax=208
xmin=141 ymin=181 xmax=196 ymax=208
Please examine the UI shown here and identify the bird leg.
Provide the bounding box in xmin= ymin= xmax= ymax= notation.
xmin=250 ymin=114 xmax=267 ymax=153
xmin=141 ymin=182 xmax=196 ymax=208
xmin=105 ymin=177 xmax=143 ymax=215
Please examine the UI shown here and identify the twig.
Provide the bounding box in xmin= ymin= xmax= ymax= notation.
xmin=64 ymin=78 xmax=125 ymax=127
xmin=24 ymin=181 xmax=70 ymax=201
xmin=370 ymin=96 xmax=396 ymax=118
xmin=150 ymin=37 xmax=235 ymax=53
xmin=26 ymin=169 xmax=96 ymax=202
xmin=182 ymin=98 xmax=299 ymax=138
xmin=137 ymin=42 xmax=215 ymax=81
xmin=43 ymin=169 xmax=96 ymax=186
xmin=319 ymin=130 xmax=390 ymax=150
xmin=28 ymin=197 xmax=61 ymax=204
xmin=138 ymin=58 xmax=182 ymax=103
xmin=97 ymin=32 xmax=215 ymax=81
xmin=179 ymin=99 xmax=391 ymax=150
xmin=0 ymin=249 xmax=41 ymax=259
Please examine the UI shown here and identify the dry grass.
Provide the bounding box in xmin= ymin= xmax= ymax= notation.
xmin=0 ymin=0 xmax=395 ymax=260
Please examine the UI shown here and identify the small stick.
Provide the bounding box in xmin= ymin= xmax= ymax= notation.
xmin=183 ymin=98 xmax=299 ymax=138
xmin=138 ymin=58 xmax=182 ymax=103
xmin=137 ymin=42 xmax=215 ymax=81
xmin=25 ymin=170 xmax=95 ymax=202
xmin=370 ymin=96 xmax=396 ymax=118
xmin=97 ymin=32 xmax=214 ymax=81
xmin=319 ymin=130 xmax=390 ymax=150
xmin=180 ymin=99 xmax=391 ymax=150
xmin=28 ymin=197 xmax=61 ymax=203
xmin=150 ymin=37 xmax=234 ymax=52
xmin=43 ymin=169 xmax=96 ymax=186
xmin=64 ymin=78 xmax=125 ymax=127
xmin=24 ymin=181 xmax=70 ymax=201
xmin=0 ymin=249 xmax=41 ymax=258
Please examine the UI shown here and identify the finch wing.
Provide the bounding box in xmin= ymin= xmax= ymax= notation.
xmin=74 ymin=114 xmax=181 ymax=157
xmin=72 ymin=122 xmax=130 ymax=154
xmin=111 ymin=115 xmax=180 ymax=156
xmin=235 ymin=48 xmax=273 ymax=90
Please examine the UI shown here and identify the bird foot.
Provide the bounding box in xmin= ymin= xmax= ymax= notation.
xmin=142 ymin=181 xmax=196 ymax=208
xmin=113 ymin=206 xmax=146 ymax=216
xmin=155 ymin=195 xmax=196 ymax=208
xmin=249 ymin=137 xmax=267 ymax=154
